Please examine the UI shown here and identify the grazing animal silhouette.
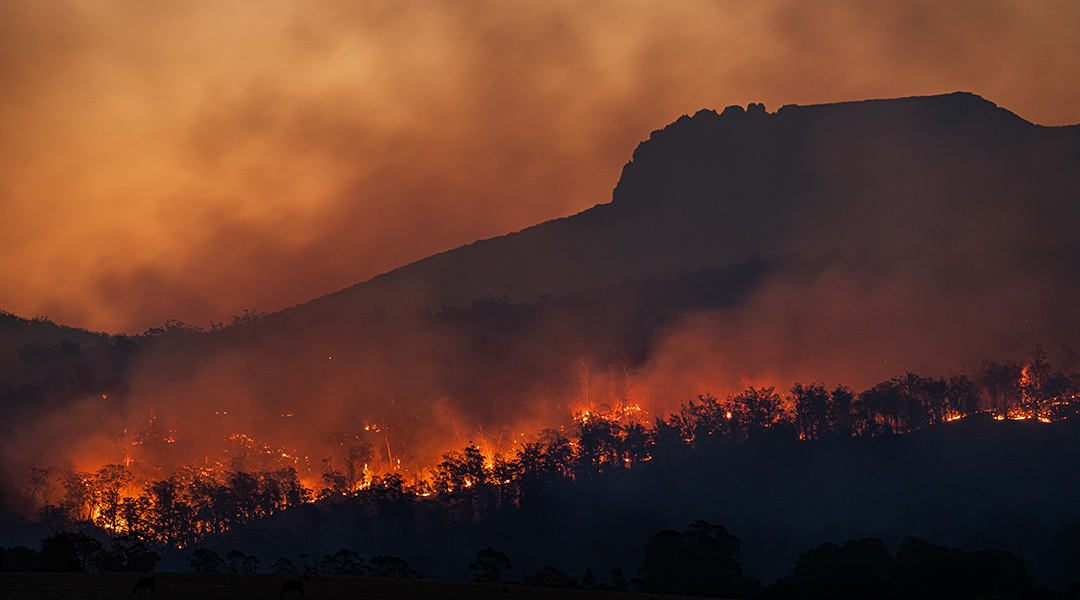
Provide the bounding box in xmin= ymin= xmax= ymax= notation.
xmin=132 ymin=577 xmax=155 ymax=594
xmin=280 ymin=580 xmax=305 ymax=598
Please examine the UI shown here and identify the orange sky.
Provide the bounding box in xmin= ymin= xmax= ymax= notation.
xmin=2 ymin=0 xmax=1078 ymax=334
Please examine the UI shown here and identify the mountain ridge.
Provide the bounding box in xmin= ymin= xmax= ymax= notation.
xmin=3 ymin=91 xmax=1077 ymax=341
xmin=281 ymin=91 xmax=1078 ymax=324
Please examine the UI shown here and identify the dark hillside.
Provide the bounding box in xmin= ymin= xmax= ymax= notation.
xmin=0 ymin=257 xmax=783 ymax=485
xmin=211 ymin=415 xmax=1080 ymax=587
xmin=288 ymin=92 xmax=1080 ymax=321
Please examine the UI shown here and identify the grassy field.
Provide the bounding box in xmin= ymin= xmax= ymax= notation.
xmin=0 ymin=573 xmax=687 ymax=600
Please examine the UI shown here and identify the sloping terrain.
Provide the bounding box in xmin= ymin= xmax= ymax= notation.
xmin=210 ymin=415 xmax=1080 ymax=586
xmin=287 ymin=92 xmax=1080 ymax=320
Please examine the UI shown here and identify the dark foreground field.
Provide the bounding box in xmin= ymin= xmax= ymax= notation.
xmin=0 ymin=574 xmax=672 ymax=600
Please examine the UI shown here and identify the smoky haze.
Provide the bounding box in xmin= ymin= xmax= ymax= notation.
xmin=4 ymin=93 xmax=1080 ymax=512
xmin=1 ymin=1 xmax=1079 ymax=333
xmin=622 ymin=96 xmax=1080 ymax=399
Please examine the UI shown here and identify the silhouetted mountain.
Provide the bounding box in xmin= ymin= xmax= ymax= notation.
xmin=287 ymin=92 xmax=1080 ymax=321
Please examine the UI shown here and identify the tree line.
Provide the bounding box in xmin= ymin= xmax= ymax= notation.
xmin=0 ymin=531 xmax=160 ymax=573
xmin=17 ymin=346 xmax=1080 ymax=548
xmin=5 ymin=521 xmax=1073 ymax=600
xmin=472 ymin=522 xmax=1071 ymax=600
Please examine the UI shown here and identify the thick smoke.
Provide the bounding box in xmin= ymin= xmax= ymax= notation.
xmin=1 ymin=1 xmax=1078 ymax=333
xmin=626 ymin=100 xmax=1080 ymax=409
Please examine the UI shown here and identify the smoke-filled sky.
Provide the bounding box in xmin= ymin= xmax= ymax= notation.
xmin=2 ymin=0 xmax=1079 ymax=334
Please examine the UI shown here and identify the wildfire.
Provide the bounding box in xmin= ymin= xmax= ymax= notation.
xmin=574 ymin=402 xmax=649 ymax=426
xmin=18 ymin=345 xmax=1080 ymax=552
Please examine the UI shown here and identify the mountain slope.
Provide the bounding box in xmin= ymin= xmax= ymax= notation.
xmin=285 ymin=92 xmax=1080 ymax=321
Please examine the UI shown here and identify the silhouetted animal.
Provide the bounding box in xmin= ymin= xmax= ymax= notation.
xmin=280 ymin=580 xmax=305 ymax=598
xmin=132 ymin=577 xmax=155 ymax=594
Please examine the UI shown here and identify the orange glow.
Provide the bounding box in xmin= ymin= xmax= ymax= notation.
xmin=4 ymin=2 xmax=1080 ymax=553
xmin=0 ymin=2 xmax=1077 ymax=333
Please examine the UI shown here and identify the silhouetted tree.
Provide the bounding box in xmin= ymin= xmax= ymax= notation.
xmin=510 ymin=431 xmax=574 ymax=505
xmin=37 ymin=532 xmax=104 ymax=572
xmin=678 ymin=393 xmax=733 ymax=450
xmin=861 ymin=375 xmax=934 ymax=433
xmin=470 ymin=547 xmax=512 ymax=583
xmin=895 ymin=536 xmax=1035 ymax=600
xmin=358 ymin=472 xmax=417 ymax=526
xmin=524 ymin=565 xmax=578 ymax=588
xmin=262 ymin=467 xmax=312 ymax=510
xmin=979 ymin=359 xmax=1023 ymax=417
xmin=650 ymin=415 xmax=691 ymax=463
xmin=368 ymin=555 xmax=421 ymax=578
xmin=146 ymin=476 xmax=194 ymax=546
xmin=4 ymin=546 xmax=39 ymax=572
xmin=270 ymin=557 xmax=297 ymax=574
xmin=59 ymin=470 xmax=93 ymax=522
xmin=298 ymin=552 xmax=320 ymax=577
xmin=730 ymin=387 xmax=788 ymax=441
xmin=609 ymin=566 xmax=628 ymax=591
xmin=224 ymin=470 xmax=261 ymax=525
xmin=639 ymin=521 xmax=743 ymax=597
xmin=102 ymin=535 xmax=160 ymax=572
xmin=946 ymin=375 xmax=982 ymax=418
xmin=320 ymin=458 xmax=349 ymax=498
xmin=575 ymin=413 xmax=622 ymax=476
xmin=119 ymin=495 xmax=152 ymax=539
xmin=322 ymin=549 xmax=364 ymax=576
xmin=920 ymin=377 xmax=952 ymax=425
xmin=793 ymin=383 xmax=831 ymax=440
xmin=434 ymin=444 xmax=488 ymax=494
xmin=622 ymin=421 xmax=652 ymax=465
xmin=226 ymin=549 xmax=245 ymax=573
xmin=772 ymin=538 xmax=893 ymax=600
xmin=489 ymin=453 xmax=516 ymax=508
xmin=90 ymin=464 xmax=131 ymax=531
xmin=827 ymin=385 xmax=856 ymax=437
xmin=188 ymin=548 xmax=225 ymax=573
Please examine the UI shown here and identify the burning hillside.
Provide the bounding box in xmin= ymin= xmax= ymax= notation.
xmin=5 ymin=298 xmax=1079 ymax=551
xmin=2 ymin=93 xmax=1080 ymax=567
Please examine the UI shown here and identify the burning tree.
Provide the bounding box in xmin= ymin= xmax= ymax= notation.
xmin=11 ymin=345 xmax=1080 ymax=553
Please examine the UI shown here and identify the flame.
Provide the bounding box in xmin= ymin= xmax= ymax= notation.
xmin=18 ymin=356 xmax=1080 ymax=551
